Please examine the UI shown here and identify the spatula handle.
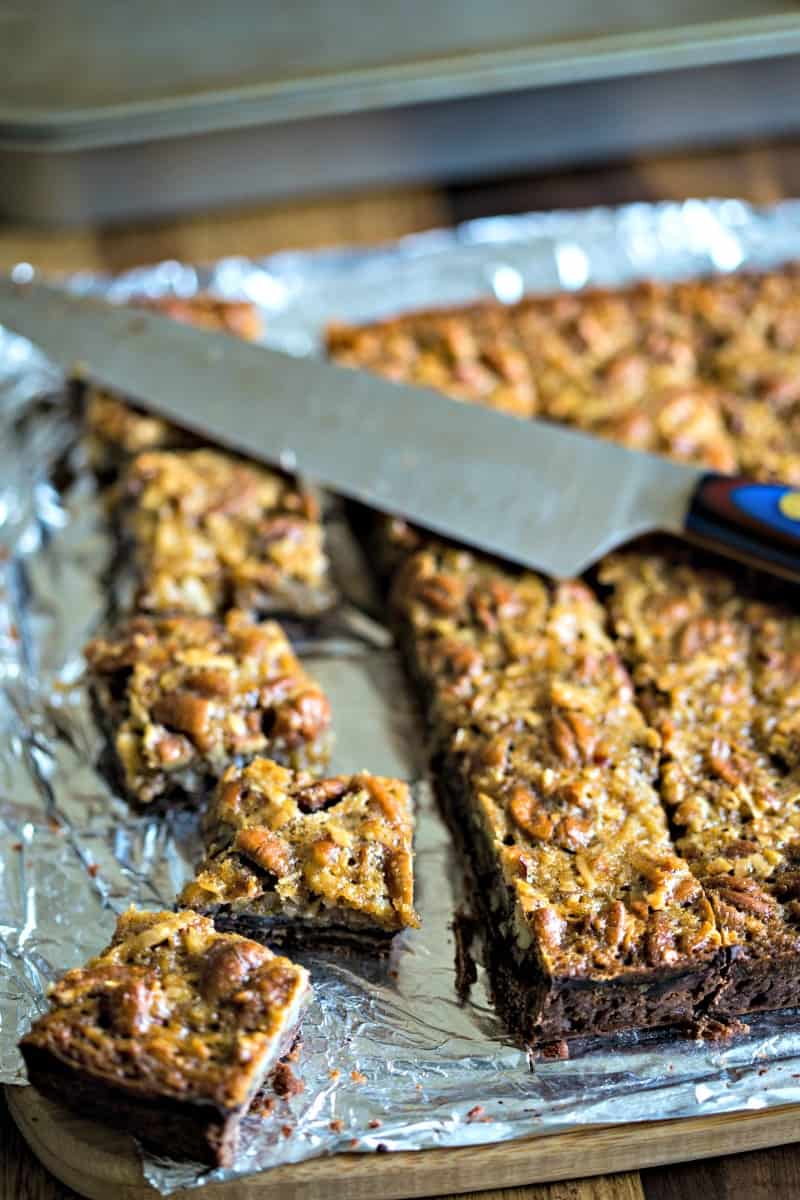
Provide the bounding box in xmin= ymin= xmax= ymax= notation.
xmin=685 ymin=474 xmax=800 ymax=582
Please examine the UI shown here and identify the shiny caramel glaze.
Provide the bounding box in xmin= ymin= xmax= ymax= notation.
xmin=85 ymin=610 xmax=331 ymax=805
xmin=181 ymin=757 xmax=418 ymax=933
xmin=603 ymin=550 xmax=800 ymax=963
xmin=391 ymin=544 xmax=719 ymax=979
xmin=20 ymin=908 xmax=309 ymax=1110
xmin=328 ymin=264 xmax=800 ymax=476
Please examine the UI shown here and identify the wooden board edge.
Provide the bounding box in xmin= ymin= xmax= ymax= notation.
xmin=7 ymin=1083 xmax=800 ymax=1200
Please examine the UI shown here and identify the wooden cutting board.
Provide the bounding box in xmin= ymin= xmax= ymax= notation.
xmin=7 ymin=1084 xmax=800 ymax=1200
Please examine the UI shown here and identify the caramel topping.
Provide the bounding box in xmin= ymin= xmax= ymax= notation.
xmin=121 ymin=448 xmax=330 ymax=618
xmin=20 ymin=908 xmax=308 ymax=1110
xmin=390 ymin=542 xmax=720 ymax=977
xmin=85 ymin=610 xmax=330 ymax=805
xmin=181 ymin=757 xmax=419 ymax=932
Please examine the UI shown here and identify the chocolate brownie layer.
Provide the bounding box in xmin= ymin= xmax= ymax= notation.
xmin=20 ymin=908 xmax=310 ymax=1167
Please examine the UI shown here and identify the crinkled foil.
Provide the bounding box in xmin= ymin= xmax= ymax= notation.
xmin=5 ymin=200 xmax=800 ymax=1194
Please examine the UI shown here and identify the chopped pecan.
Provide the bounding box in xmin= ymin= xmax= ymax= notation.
xmin=235 ymin=828 xmax=293 ymax=877
xmin=200 ymin=939 xmax=268 ymax=1003
xmin=154 ymin=733 xmax=192 ymax=766
xmin=603 ymin=901 xmax=627 ymax=951
xmin=772 ymin=871 xmax=800 ymax=902
xmin=707 ymin=739 xmax=747 ymax=786
xmin=151 ymin=690 xmax=213 ymax=748
xmin=183 ymin=668 xmax=235 ymax=699
xmin=564 ymin=711 xmax=598 ymax=762
xmin=256 ymin=515 xmax=309 ymax=544
xmin=645 ymin=914 xmax=680 ymax=966
xmin=551 ymin=713 xmax=579 ymax=764
xmin=310 ymin=837 xmax=339 ymax=867
xmin=508 ymin=786 xmax=553 ymax=840
xmin=101 ymin=972 xmax=161 ymax=1037
xmin=532 ymin=906 xmax=565 ymax=951
xmin=294 ymin=777 xmax=350 ymax=813
xmin=555 ymin=816 xmax=593 ymax=851
xmin=416 ymin=573 xmax=465 ymax=614
xmin=273 ymin=689 xmax=331 ymax=745
xmin=705 ymin=875 xmax=775 ymax=918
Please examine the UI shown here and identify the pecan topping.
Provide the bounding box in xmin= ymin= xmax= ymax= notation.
xmin=509 ymin=786 xmax=553 ymax=841
xmin=152 ymin=691 xmax=213 ymax=748
xmin=704 ymin=876 xmax=775 ymax=919
xmin=20 ymin=907 xmax=309 ymax=1161
xmin=235 ymin=828 xmax=293 ymax=877
xmin=86 ymin=611 xmax=331 ymax=805
xmin=273 ymin=690 xmax=331 ymax=746
xmin=181 ymin=759 xmax=419 ymax=932
xmin=200 ymin=939 xmax=268 ymax=1004
xmin=417 ymin=572 xmax=466 ymax=614
xmin=533 ymin=906 xmax=565 ymax=951
xmin=294 ymin=778 xmax=350 ymax=813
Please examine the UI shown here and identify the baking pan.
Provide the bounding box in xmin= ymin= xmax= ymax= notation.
xmin=2 ymin=2 xmax=800 ymax=224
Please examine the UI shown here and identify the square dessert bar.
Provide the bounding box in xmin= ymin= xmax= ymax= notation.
xmin=390 ymin=544 xmax=722 ymax=1042
xmin=180 ymin=757 xmax=419 ymax=952
xmin=82 ymin=292 xmax=263 ymax=481
xmin=85 ymin=610 xmax=331 ymax=806
xmin=603 ymin=549 xmax=800 ymax=1018
xmin=20 ymin=908 xmax=310 ymax=1166
xmin=120 ymin=447 xmax=333 ymax=618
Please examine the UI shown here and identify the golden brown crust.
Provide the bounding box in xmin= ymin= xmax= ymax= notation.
xmin=120 ymin=448 xmax=332 ymax=618
xmin=85 ymin=610 xmax=331 ymax=805
xmin=601 ymin=551 xmax=800 ymax=971
xmin=20 ymin=908 xmax=309 ymax=1113
xmin=180 ymin=757 xmax=418 ymax=933
xmin=327 ymin=263 xmax=800 ymax=477
xmin=391 ymin=544 xmax=719 ymax=982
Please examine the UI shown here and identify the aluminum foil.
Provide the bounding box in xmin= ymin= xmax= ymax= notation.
xmin=5 ymin=199 xmax=800 ymax=1194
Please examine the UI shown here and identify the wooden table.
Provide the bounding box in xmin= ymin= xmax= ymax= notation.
xmin=3 ymin=135 xmax=800 ymax=1200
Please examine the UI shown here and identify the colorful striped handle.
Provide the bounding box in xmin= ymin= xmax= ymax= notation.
xmin=685 ymin=475 xmax=800 ymax=581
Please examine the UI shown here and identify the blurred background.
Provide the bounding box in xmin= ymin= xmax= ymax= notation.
xmin=2 ymin=1 xmax=800 ymax=255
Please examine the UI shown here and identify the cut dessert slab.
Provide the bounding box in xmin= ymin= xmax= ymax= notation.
xmin=85 ymin=610 xmax=331 ymax=806
xmin=180 ymin=757 xmax=419 ymax=951
xmin=19 ymin=908 xmax=310 ymax=1167
xmin=390 ymin=543 xmax=723 ymax=1042
xmin=602 ymin=548 xmax=800 ymax=1018
xmin=120 ymin=447 xmax=334 ymax=619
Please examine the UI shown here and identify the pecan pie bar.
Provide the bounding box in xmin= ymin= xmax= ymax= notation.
xmin=85 ymin=610 xmax=331 ymax=806
xmin=20 ymin=908 xmax=310 ymax=1166
xmin=82 ymin=293 xmax=263 ymax=480
xmin=390 ymin=544 xmax=722 ymax=1042
xmin=327 ymin=263 xmax=800 ymax=478
xmin=180 ymin=757 xmax=418 ymax=952
xmin=328 ymin=261 xmax=800 ymax=1039
xmin=603 ymin=550 xmax=800 ymax=1017
xmin=120 ymin=447 xmax=333 ymax=618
